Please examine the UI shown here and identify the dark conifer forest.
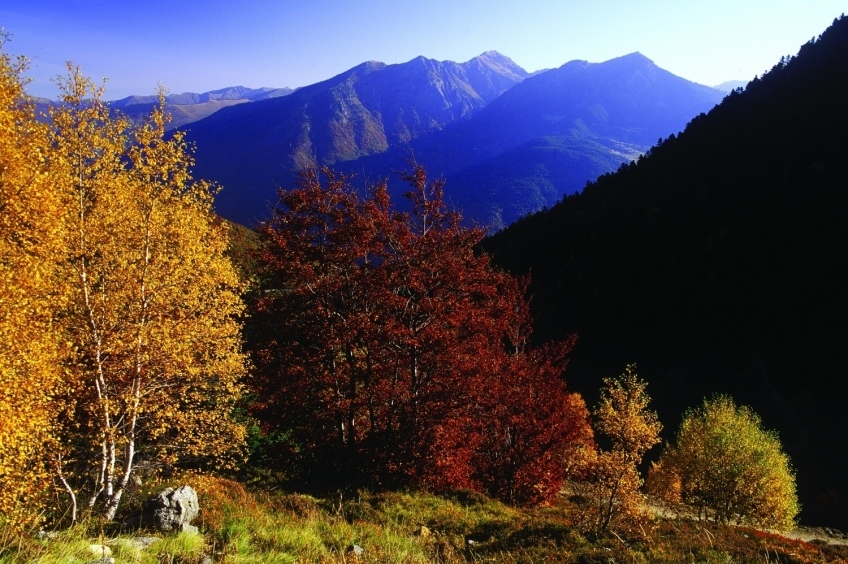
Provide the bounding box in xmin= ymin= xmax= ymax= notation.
xmin=485 ymin=15 xmax=848 ymax=528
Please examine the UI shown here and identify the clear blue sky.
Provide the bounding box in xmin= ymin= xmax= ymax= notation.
xmin=1 ymin=0 xmax=844 ymax=100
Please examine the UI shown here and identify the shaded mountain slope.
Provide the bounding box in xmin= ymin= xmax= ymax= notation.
xmin=484 ymin=16 xmax=848 ymax=528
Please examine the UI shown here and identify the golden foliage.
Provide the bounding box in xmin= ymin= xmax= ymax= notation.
xmin=48 ymin=67 xmax=247 ymax=521
xmin=0 ymin=47 xmax=247 ymax=526
xmin=648 ymin=395 xmax=799 ymax=530
xmin=564 ymin=364 xmax=661 ymax=532
xmin=0 ymin=48 xmax=70 ymax=530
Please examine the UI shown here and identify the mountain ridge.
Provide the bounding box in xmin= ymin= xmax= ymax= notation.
xmin=110 ymin=85 xmax=295 ymax=108
xmin=181 ymin=51 xmax=530 ymax=224
xmin=332 ymin=52 xmax=725 ymax=229
xmin=180 ymin=50 xmax=723 ymax=227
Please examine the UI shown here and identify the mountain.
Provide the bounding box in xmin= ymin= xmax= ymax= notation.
xmin=185 ymin=51 xmax=723 ymax=228
xmin=380 ymin=52 xmax=726 ymax=228
xmin=713 ymin=79 xmax=748 ymax=92
xmin=181 ymin=52 xmax=529 ymax=224
xmin=109 ymin=86 xmax=294 ymax=129
xmin=110 ymin=85 xmax=293 ymax=107
xmin=484 ymin=16 xmax=848 ymax=528
xmin=32 ymin=86 xmax=295 ymax=131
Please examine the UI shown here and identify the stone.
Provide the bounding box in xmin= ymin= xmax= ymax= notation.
xmin=347 ymin=543 xmax=364 ymax=557
xmin=87 ymin=544 xmax=112 ymax=558
xmin=142 ymin=485 xmax=200 ymax=533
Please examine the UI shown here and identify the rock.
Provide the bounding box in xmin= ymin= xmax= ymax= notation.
xmin=35 ymin=530 xmax=59 ymax=541
xmin=88 ymin=544 xmax=112 ymax=557
xmin=86 ymin=559 xmax=115 ymax=564
xmin=142 ymin=485 xmax=200 ymax=533
xmin=347 ymin=543 xmax=364 ymax=557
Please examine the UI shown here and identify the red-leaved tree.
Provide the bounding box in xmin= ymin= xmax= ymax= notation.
xmin=250 ymin=165 xmax=590 ymax=503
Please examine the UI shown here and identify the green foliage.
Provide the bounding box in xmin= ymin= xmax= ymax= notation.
xmin=244 ymin=424 xmax=298 ymax=472
xmin=649 ymin=395 xmax=799 ymax=530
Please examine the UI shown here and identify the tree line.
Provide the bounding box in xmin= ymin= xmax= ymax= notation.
xmin=0 ymin=43 xmax=798 ymax=534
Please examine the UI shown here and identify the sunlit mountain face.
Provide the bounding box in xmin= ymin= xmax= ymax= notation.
xmin=179 ymin=51 xmax=722 ymax=228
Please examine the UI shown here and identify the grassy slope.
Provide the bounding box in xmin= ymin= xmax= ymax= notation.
xmin=5 ymin=476 xmax=846 ymax=563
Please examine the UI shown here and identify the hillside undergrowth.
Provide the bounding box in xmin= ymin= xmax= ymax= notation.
xmin=4 ymin=475 xmax=846 ymax=563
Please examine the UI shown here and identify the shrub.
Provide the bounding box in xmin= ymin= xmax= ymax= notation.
xmin=648 ymin=395 xmax=799 ymax=530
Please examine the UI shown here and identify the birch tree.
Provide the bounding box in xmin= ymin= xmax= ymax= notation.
xmin=565 ymin=364 xmax=661 ymax=531
xmin=49 ymin=67 xmax=247 ymax=522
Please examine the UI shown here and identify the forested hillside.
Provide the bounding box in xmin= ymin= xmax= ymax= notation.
xmin=485 ymin=15 xmax=848 ymax=528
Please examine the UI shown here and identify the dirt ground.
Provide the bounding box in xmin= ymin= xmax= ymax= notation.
xmin=646 ymin=498 xmax=848 ymax=546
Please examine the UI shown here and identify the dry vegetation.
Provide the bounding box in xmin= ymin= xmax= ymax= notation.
xmin=2 ymin=474 xmax=845 ymax=563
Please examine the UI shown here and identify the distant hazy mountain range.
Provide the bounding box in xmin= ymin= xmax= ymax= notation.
xmin=33 ymin=85 xmax=296 ymax=131
xmin=171 ymin=51 xmax=723 ymax=228
xmin=713 ymin=79 xmax=749 ymax=92
xmin=110 ymin=86 xmax=295 ymax=130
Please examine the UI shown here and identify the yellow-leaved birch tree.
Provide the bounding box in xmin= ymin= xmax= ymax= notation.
xmin=648 ymin=396 xmax=799 ymax=530
xmin=0 ymin=41 xmax=70 ymax=531
xmin=564 ymin=364 xmax=661 ymax=532
xmin=49 ymin=67 xmax=247 ymax=522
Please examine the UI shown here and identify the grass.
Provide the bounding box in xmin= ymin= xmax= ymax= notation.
xmin=2 ymin=475 xmax=846 ymax=563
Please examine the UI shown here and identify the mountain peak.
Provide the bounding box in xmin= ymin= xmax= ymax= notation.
xmin=464 ymin=51 xmax=529 ymax=80
xmin=475 ymin=50 xmax=510 ymax=62
xmin=608 ymin=51 xmax=656 ymax=65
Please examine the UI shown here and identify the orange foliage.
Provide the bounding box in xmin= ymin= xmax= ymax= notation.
xmin=47 ymin=69 xmax=248 ymax=521
xmin=1 ymin=52 xmax=247 ymax=526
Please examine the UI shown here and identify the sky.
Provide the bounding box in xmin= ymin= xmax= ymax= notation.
xmin=1 ymin=0 xmax=844 ymax=101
